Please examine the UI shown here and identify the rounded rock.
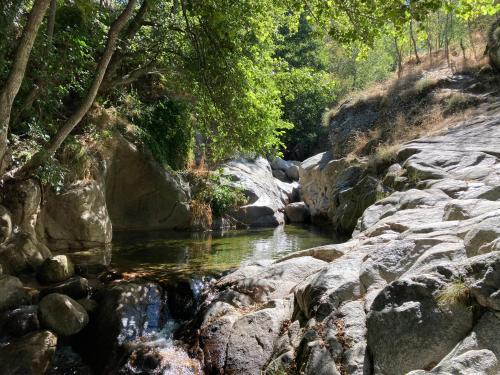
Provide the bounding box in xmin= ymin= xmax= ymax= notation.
xmin=37 ymin=255 xmax=74 ymax=284
xmin=39 ymin=293 xmax=89 ymax=336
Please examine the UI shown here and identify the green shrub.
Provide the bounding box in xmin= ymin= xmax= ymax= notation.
xmin=444 ymin=93 xmax=478 ymax=114
xmin=198 ymin=170 xmax=248 ymax=217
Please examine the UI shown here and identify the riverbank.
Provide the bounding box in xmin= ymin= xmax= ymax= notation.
xmin=192 ymin=98 xmax=500 ymax=374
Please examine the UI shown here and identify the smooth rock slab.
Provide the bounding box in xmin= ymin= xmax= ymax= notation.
xmin=39 ymin=293 xmax=89 ymax=336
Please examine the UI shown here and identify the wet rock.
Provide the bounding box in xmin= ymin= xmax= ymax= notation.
xmin=0 ymin=305 xmax=39 ymax=337
xmin=41 ymin=180 xmax=112 ymax=250
xmin=46 ymin=346 xmax=93 ymax=375
xmin=0 ymin=275 xmax=32 ymax=312
xmin=39 ymin=293 xmax=89 ymax=336
xmin=81 ymin=282 xmax=163 ymax=371
xmin=0 ymin=330 xmax=57 ymax=375
xmin=164 ymin=280 xmax=197 ymax=320
xmin=285 ymin=202 xmax=310 ymax=223
xmin=39 ymin=276 xmax=90 ymax=300
xmin=272 ymin=168 xmax=287 ymax=181
xmin=76 ymin=298 xmax=98 ymax=314
xmin=37 ymin=255 xmax=74 ymax=284
xmin=367 ymin=275 xmax=474 ymax=375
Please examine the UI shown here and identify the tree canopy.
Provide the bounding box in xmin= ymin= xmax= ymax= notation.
xmin=0 ymin=0 xmax=498 ymax=180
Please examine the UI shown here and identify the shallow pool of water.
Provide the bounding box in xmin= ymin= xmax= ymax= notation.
xmin=111 ymin=224 xmax=340 ymax=282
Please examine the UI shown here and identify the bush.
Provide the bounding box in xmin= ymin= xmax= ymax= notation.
xmin=198 ymin=170 xmax=248 ymax=217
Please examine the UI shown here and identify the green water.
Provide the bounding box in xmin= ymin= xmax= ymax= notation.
xmin=111 ymin=224 xmax=340 ymax=281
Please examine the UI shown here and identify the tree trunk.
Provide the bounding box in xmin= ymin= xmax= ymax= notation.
xmin=410 ymin=18 xmax=421 ymax=64
xmin=12 ymin=0 xmax=57 ymax=128
xmin=394 ymin=36 xmax=403 ymax=78
xmin=467 ymin=21 xmax=478 ymax=61
xmin=0 ymin=0 xmax=52 ymax=164
xmin=101 ymin=0 xmax=150 ymax=91
xmin=444 ymin=14 xmax=450 ymax=67
xmin=14 ymin=0 xmax=138 ymax=179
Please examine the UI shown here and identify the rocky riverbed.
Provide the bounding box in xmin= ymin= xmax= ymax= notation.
xmin=192 ymin=100 xmax=500 ymax=375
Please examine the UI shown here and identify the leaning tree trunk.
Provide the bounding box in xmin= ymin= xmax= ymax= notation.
xmin=394 ymin=36 xmax=403 ymax=78
xmin=0 ymin=0 xmax=51 ymax=164
xmin=14 ymin=0 xmax=139 ymax=179
xmin=410 ymin=18 xmax=421 ymax=64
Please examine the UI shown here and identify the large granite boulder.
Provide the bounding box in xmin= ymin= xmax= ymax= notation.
xmin=285 ymin=201 xmax=310 ymax=223
xmin=223 ymin=157 xmax=286 ymax=227
xmin=0 ymin=330 xmax=57 ymax=375
xmin=104 ymin=133 xmax=191 ymax=231
xmin=367 ymin=275 xmax=474 ymax=375
xmin=0 ymin=180 xmax=51 ymax=273
xmin=0 ymin=305 xmax=40 ymax=337
xmin=41 ymin=180 xmax=112 ymax=250
xmin=299 ymin=152 xmax=375 ymax=233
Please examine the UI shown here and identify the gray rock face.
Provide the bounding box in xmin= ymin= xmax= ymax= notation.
xmin=299 ymin=152 xmax=377 ymax=233
xmin=224 ymin=157 xmax=286 ymax=227
xmin=194 ymin=100 xmax=500 ymax=375
xmin=0 ymin=275 xmax=32 ymax=312
xmin=41 ymin=180 xmax=112 ymax=250
xmin=408 ymin=311 xmax=500 ymax=375
xmin=105 ymin=133 xmax=191 ymax=231
xmin=39 ymin=293 xmax=89 ymax=336
xmin=0 ymin=330 xmax=57 ymax=375
xmin=225 ymin=299 xmax=293 ymax=375
xmin=37 ymin=255 xmax=74 ymax=284
xmin=367 ymin=275 xmax=474 ymax=375
xmin=285 ymin=201 xmax=310 ymax=223
xmin=0 ymin=205 xmax=12 ymax=245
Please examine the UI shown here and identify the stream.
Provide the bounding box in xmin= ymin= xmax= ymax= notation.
xmin=50 ymin=225 xmax=340 ymax=374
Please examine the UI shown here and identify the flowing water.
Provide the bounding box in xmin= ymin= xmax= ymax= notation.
xmin=69 ymin=225 xmax=340 ymax=374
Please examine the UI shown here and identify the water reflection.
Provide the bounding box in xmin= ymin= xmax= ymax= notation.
xmin=111 ymin=224 xmax=339 ymax=281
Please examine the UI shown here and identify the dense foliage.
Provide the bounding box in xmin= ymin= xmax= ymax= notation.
xmin=0 ymin=0 xmax=498 ymax=181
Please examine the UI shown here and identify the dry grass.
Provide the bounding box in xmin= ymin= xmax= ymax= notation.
xmin=190 ymin=199 xmax=212 ymax=231
xmin=436 ymin=279 xmax=471 ymax=308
